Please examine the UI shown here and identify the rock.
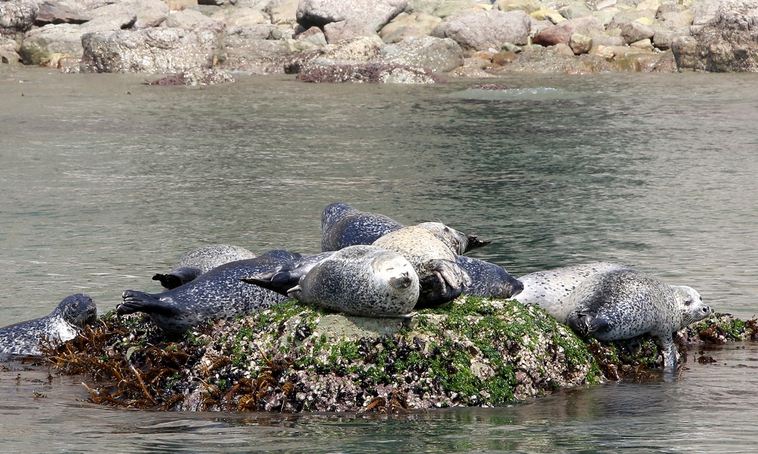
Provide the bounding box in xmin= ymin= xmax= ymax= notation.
xmin=265 ymin=0 xmax=298 ymax=25
xmin=409 ymin=0 xmax=482 ymax=19
xmin=496 ymin=0 xmax=540 ymax=13
xmin=608 ymin=9 xmax=657 ymax=30
xmin=559 ymin=3 xmax=592 ymax=19
xmin=432 ymin=9 xmax=530 ymax=51
xmin=378 ymin=36 xmax=463 ymax=72
xmin=166 ymin=0 xmax=198 ymax=11
xmin=379 ymin=11 xmax=441 ymax=44
xmin=652 ymin=26 xmax=688 ymax=50
xmin=491 ymin=50 xmax=517 ymax=65
xmin=692 ymin=0 xmax=721 ymax=27
xmin=89 ymin=0 xmax=169 ymax=29
xmin=0 ymin=35 xmax=19 ymax=63
xmin=164 ymin=9 xmax=223 ymax=31
xmin=620 ymin=21 xmax=655 ymax=44
xmin=533 ymin=16 xmax=602 ymax=46
xmin=221 ymin=33 xmax=299 ymax=74
xmin=296 ymin=0 xmax=407 ymax=42
xmin=530 ymin=8 xmax=565 ymax=24
xmin=146 ymin=67 xmax=235 ymax=85
xmin=211 ymin=7 xmax=268 ymax=30
xmin=673 ymin=0 xmax=758 ymax=71
xmin=657 ymin=9 xmax=693 ymax=28
xmin=0 ymin=0 xmax=38 ymax=34
xmin=34 ymin=2 xmax=90 ymax=26
xmin=297 ymin=62 xmax=439 ymax=83
xmin=80 ymin=28 xmax=219 ymax=73
xmin=296 ymin=26 xmax=327 ymax=46
xmin=630 ymin=37 xmax=653 ymax=49
xmin=569 ymin=33 xmax=592 ymax=54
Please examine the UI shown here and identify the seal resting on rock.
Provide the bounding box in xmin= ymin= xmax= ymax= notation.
xmin=320 ymin=202 xmax=490 ymax=253
xmin=118 ymin=250 xmax=298 ymax=334
xmin=372 ymin=224 xmax=473 ymax=307
xmin=246 ymin=245 xmax=420 ymax=317
xmin=152 ymin=244 xmax=256 ymax=290
xmin=516 ymin=262 xmax=630 ymax=322
xmin=0 ymin=294 xmax=97 ymax=358
xmin=456 ymin=256 xmax=523 ymax=299
xmin=565 ymin=269 xmax=712 ymax=371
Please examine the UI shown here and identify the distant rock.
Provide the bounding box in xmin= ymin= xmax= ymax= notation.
xmin=297 ymin=62 xmax=439 ymax=83
xmin=0 ymin=35 xmax=20 ymax=63
xmin=533 ymin=16 xmax=602 ymax=47
xmin=164 ymin=9 xmax=224 ymax=32
xmin=34 ymin=2 xmax=90 ymax=26
xmin=146 ymin=68 xmax=235 ymax=86
xmin=432 ymin=9 xmax=530 ymax=51
xmin=673 ymin=0 xmax=758 ymax=71
xmin=296 ymin=0 xmax=407 ymax=42
xmin=378 ymin=36 xmax=463 ymax=73
xmin=0 ymin=0 xmax=38 ymax=34
xmin=80 ymin=28 xmax=219 ymax=73
xmin=379 ymin=11 xmax=441 ymax=43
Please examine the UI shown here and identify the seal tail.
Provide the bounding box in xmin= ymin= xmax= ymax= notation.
xmin=117 ymin=290 xmax=179 ymax=317
xmin=152 ymin=267 xmax=201 ymax=290
xmin=566 ymin=311 xmax=610 ymax=338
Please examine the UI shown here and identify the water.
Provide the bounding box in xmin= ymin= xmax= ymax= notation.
xmin=1 ymin=66 xmax=757 ymax=452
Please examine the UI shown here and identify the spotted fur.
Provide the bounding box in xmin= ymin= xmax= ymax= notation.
xmin=321 ymin=202 xmax=403 ymax=252
xmin=153 ymin=244 xmax=256 ymax=289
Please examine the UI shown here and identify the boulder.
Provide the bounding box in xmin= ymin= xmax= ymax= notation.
xmin=80 ymin=28 xmax=219 ymax=73
xmin=378 ymin=36 xmax=463 ymax=72
xmin=620 ymin=21 xmax=655 ymax=44
xmin=569 ymin=33 xmax=592 ymax=54
xmin=408 ymin=0 xmax=482 ymax=19
xmin=533 ymin=16 xmax=602 ymax=46
xmin=297 ymin=62 xmax=439 ymax=83
xmin=296 ymin=0 xmax=406 ymax=42
xmin=146 ymin=67 xmax=235 ymax=85
xmin=0 ymin=0 xmax=38 ymax=34
xmin=495 ymin=0 xmax=541 ymax=13
xmin=379 ymin=12 xmax=441 ymax=43
xmin=265 ymin=0 xmax=298 ymax=25
xmin=652 ymin=26 xmax=688 ymax=50
xmin=89 ymin=0 xmax=169 ymax=29
xmin=211 ymin=7 xmax=268 ymax=31
xmin=34 ymin=1 xmax=90 ymax=26
xmin=432 ymin=9 xmax=530 ymax=51
xmin=673 ymin=0 xmax=758 ymax=71
xmin=0 ymin=34 xmax=19 ymax=63
xmin=164 ymin=9 xmax=224 ymax=31
xmin=296 ymin=26 xmax=327 ymax=46
xmin=221 ymin=32 xmax=300 ymax=74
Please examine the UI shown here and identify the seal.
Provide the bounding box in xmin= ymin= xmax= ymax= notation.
xmin=0 ymin=294 xmax=97 ymax=358
xmin=152 ymin=244 xmax=256 ymax=289
xmin=372 ymin=224 xmax=472 ymax=307
xmin=248 ymin=245 xmax=419 ymax=317
xmin=515 ymin=262 xmax=629 ymax=322
xmin=320 ymin=202 xmax=491 ymax=254
xmin=117 ymin=250 xmax=299 ymax=334
xmin=321 ymin=202 xmax=403 ymax=252
xmin=565 ymin=269 xmax=712 ymax=371
xmin=456 ymin=256 xmax=523 ymax=299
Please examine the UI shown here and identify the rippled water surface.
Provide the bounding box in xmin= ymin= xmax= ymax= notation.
xmin=1 ymin=67 xmax=757 ymax=452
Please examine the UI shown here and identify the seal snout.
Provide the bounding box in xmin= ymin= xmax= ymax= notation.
xmin=389 ymin=271 xmax=413 ymax=290
xmin=505 ymin=278 xmax=524 ymax=298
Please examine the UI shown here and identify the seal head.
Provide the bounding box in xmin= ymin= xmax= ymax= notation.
xmin=456 ymin=256 xmax=523 ymax=299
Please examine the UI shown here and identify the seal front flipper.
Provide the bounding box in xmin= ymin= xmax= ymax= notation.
xmin=567 ymin=311 xmax=611 ymax=338
xmin=118 ymin=290 xmax=180 ymax=317
xmin=241 ymin=270 xmax=297 ymax=296
xmin=152 ymin=266 xmax=202 ymax=290
xmin=417 ymin=259 xmax=470 ymax=307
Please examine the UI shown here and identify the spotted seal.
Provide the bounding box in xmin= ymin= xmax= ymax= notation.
xmin=320 ymin=202 xmax=491 ymax=254
xmin=117 ymin=250 xmax=299 ymax=334
xmin=372 ymin=224 xmax=473 ymax=307
xmin=565 ymin=269 xmax=712 ymax=370
xmin=248 ymin=245 xmax=419 ymax=317
xmin=456 ymin=256 xmax=523 ymax=299
xmin=515 ymin=262 xmax=630 ymax=322
xmin=152 ymin=244 xmax=256 ymax=289
xmin=0 ymin=294 xmax=97 ymax=358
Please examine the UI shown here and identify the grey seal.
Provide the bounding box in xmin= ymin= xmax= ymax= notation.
xmin=372 ymin=224 xmax=472 ymax=307
xmin=455 ymin=256 xmax=523 ymax=299
xmin=248 ymin=245 xmax=420 ymax=317
xmin=565 ymin=269 xmax=712 ymax=370
xmin=320 ymin=202 xmax=490 ymax=253
xmin=516 ymin=262 xmax=630 ymax=322
xmin=152 ymin=244 xmax=256 ymax=289
xmin=0 ymin=294 xmax=97 ymax=358
xmin=117 ymin=250 xmax=298 ymax=334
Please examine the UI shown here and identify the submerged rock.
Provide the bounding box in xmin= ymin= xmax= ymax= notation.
xmin=146 ymin=68 xmax=235 ymax=86
xmin=297 ymin=62 xmax=439 ymax=83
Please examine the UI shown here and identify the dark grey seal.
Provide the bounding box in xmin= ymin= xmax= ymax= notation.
xmin=152 ymin=244 xmax=256 ymax=289
xmin=456 ymin=256 xmax=523 ymax=299
xmin=248 ymin=245 xmax=420 ymax=317
xmin=117 ymin=250 xmax=299 ymax=334
xmin=320 ymin=202 xmax=490 ymax=253
xmin=0 ymin=294 xmax=97 ymax=358
xmin=565 ymin=269 xmax=712 ymax=371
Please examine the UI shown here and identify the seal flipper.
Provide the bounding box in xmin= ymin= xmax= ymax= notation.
xmin=659 ymin=335 xmax=678 ymax=373
xmin=241 ymin=270 xmax=297 ymax=296
xmin=117 ymin=290 xmax=180 ymax=317
xmin=152 ymin=266 xmax=202 ymax=290
xmin=416 ymin=259 xmax=471 ymax=308
xmin=464 ymin=235 xmax=492 ymax=253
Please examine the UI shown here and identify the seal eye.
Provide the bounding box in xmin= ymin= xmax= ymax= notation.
xmin=684 ymin=299 xmax=692 ymax=306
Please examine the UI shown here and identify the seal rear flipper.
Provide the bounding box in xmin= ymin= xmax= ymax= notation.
xmin=241 ymin=270 xmax=297 ymax=296
xmin=152 ymin=267 xmax=201 ymax=290
xmin=117 ymin=290 xmax=180 ymax=317
xmin=416 ymin=260 xmax=470 ymax=308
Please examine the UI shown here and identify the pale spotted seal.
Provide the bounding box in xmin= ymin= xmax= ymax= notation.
xmin=0 ymin=294 xmax=97 ymax=358
xmin=117 ymin=250 xmax=298 ymax=334
xmin=247 ymin=245 xmax=419 ymax=317
xmin=320 ymin=202 xmax=490 ymax=254
xmin=565 ymin=269 xmax=712 ymax=370
xmin=372 ymin=224 xmax=472 ymax=307
xmin=152 ymin=244 xmax=256 ymax=289
xmin=515 ymin=262 xmax=630 ymax=322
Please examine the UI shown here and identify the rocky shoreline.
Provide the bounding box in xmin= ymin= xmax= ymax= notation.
xmin=1 ymin=0 xmax=757 ymax=85
xmin=45 ymin=296 xmax=757 ymax=413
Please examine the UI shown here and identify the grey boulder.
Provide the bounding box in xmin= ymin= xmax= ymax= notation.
xmin=432 ymin=9 xmax=530 ymax=51
xmin=296 ymin=0 xmax=407 ymax=42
